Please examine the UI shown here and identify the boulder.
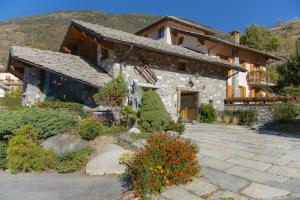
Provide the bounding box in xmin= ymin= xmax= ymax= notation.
xmin=128 ymin=127 xmax=141 ymax=134
xmin=86 ymin=144 xmax=131 ymax=175
xmin=42 ymin=133 xmax=89 ymax=155
xmin=166 ymin=130 xmax=179 ymax=138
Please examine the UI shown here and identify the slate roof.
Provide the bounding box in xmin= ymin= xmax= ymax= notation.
xmin=70 ymin=20 xmax=246 ymax=72
xmin=9 ymin=46 xmax=112 ymax=88
xmin=135 ymin=16 xmax=216 ymax=35
xmin=171 ymin=27 xmax=282 ymax=61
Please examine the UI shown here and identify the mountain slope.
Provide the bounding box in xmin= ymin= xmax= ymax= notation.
xmin=0 ymin=11 xmax=162 ymax=65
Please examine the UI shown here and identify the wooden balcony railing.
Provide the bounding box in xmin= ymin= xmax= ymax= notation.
xmin=225 ymin=96 xmax=292 ymax=104
xmin=247 ymin=71 xmax=276 ymax=86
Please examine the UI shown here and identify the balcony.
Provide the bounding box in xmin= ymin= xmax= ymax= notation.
xmin=247 ymin=71 xmax=276 ymax=86
xmin=225 ymin=96 xmax=293 ymax=104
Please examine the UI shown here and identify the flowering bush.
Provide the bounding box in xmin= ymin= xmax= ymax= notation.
xmin=126 ymin=133 xmax=200 ymax=198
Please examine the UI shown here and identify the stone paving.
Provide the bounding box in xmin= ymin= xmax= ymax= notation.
xmin=160 ymin=123 xmax=300 ymax=200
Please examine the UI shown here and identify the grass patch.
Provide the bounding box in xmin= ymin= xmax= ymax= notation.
xmin=131 ymin=132 xmax=152 ymax=141
xmin=263 ymin=119 xmax=300 ymax=134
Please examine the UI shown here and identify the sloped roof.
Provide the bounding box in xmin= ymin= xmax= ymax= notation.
xmin=171 ymin=27 xmax=282 ymax=61
xmin=9 ymin=46 xmax=111 ymax=88
xmin=69 ymin=20 xmax=245 ymax=72
xmin=135 ymin=16 xmax=216 ymax=35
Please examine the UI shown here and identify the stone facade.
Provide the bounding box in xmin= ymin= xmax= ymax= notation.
xmin=97 ymin=43 xmax=227 ymax=120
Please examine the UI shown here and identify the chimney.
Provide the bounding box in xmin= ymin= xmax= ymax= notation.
xmin=230 ymin=30 xmax=240 ymax=45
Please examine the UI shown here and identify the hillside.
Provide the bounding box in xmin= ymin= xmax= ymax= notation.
xmin=0 ymin=11 xmax=162 ymax=65
xmin=271 ymin=18 xmax=300 ymax=57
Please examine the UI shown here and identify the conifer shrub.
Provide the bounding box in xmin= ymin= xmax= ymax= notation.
xmin=139 ymin=90 xmax=172 ymax=132
xmin=0 ymin=142 xmax=7 ymax=169
xmin=38 ymin=101 xmax=86 ymax=117
xmin=120 ymin=105 xmax=137 ymax=128
xmin=56 ymin=147 xmax=95 ymax=173
xmin=198 ymin=104 xmax=216 ymax=123
xmin=77 ymin=117 xmax=105 ymax=140
xmin=0 ymin=108 xmax=78 ymax=139
xmin=6 ymin=125 xmax=57 ymax=173
xmin=269 ymin=102 xmax=299 ymax=121
xmin=126 ymin=133 xmax=200 ymax=198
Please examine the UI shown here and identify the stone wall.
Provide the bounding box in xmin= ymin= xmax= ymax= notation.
xmin=97 ymin=43 xmax=227 ymax=120
xmin=22 ymin=66 xmax=42 ymax=106
xmin=225 ymin=104 xmax=273 ymax=126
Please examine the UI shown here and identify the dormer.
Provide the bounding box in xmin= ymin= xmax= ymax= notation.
xmin=135 ymin=16 xmax=216 ymax=45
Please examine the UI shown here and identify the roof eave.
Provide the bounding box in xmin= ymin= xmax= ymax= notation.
xmin=71 ymin=21 xmax=245 ymax=72
xmin=135 ymin=16 xmax=216 ymax=35
xmin=9 ymin=54 xmax=103 ymax=89
xmin=171 ymin=27 xmax=282 ymax=61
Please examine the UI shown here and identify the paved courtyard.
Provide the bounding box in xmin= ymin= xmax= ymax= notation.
xmin=160 ymin=123 xmax=300 ymax=200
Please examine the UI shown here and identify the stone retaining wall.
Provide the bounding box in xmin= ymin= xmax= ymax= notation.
xmin=225 ymin=104 xmax=274 ymax=126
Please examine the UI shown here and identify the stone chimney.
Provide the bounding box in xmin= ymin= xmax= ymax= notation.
xmin=230 ymin=30 xmax=240 ymax=45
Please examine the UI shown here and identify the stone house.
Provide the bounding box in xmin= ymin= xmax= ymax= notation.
xmin=7 ymin=16 xmax=280 ymax=121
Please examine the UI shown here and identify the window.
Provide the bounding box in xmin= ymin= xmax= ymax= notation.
xmin=101 ymin=48 xmax=109 ymax=61
xmin=209 ymin=100 xmax=213 ymax=106
xmin=178 ymin=37 xmax=184 ymax=45
xmin=158 ymin=27 xmax=165 ymax=39
xmin=178 ymin=62 xmax=187 ymax=72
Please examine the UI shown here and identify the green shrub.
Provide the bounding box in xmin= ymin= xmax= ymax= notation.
xmin=198 ymin=104 xmax=216 ymax=123
xmin=126 ymin=133 xmax=200 ymax=198
xmin=6 ymin=125 xmax=57 ymax=173
xmin=270 ymin=102 xmax=299 ymax=121
xmin=165 ymin=121 xmax=185 ymax=135
xmin=0 ymin=142 xmax=7 ymax=170
xmin=39 ymin=101 xmax=86 ymax=117
xmin=139 ymin=90 xmax=172 ymax=132
xmin=94 ymin=75 xmax=128 ymax=107
xmin=221 ymin=109 xmax=258 ymax=126
xmin=233 ymin=109 xmax=258 ymax=126
xmin=0 ymin=96 xmax=22 ymax=110
xmin=0 ymin=108 xmax=78 ymax=140
xmin=77 ymin=117 xmax=104 ymax=140
xmin=282 ymin=86 xmax=300 ymax=97
xmin=56 ymin=147 xmax=94 ymax=173
xmin=120 ymin=105 xmax=137 ymax=127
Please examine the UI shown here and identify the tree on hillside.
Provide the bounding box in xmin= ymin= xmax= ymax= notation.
xmin=240 ymin=24 xmax=282 ymax=51
xmin=276 ymin=41 xmax=300 ymax=88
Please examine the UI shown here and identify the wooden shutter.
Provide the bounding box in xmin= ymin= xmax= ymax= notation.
xmin=250 ymin=64 xmax=254 ymax=72
xmin=242 ymin=87 xmax=246 ymax=97
xmin=227 ymin=85 xmax=233 ymax=97
xmin=250 ymin=89 xmax=255 ymax=97
xmin=228 ymin=69 xmax=233 ymax=77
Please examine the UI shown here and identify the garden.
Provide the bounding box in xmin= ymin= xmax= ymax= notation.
xmin=0 ymin=75 xmax=199 ymax=199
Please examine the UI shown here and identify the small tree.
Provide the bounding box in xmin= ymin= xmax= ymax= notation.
xmin=240 ymin=24 xmax=282 ymax=51
xmin=94 ymin=75 xmax=128 ymax=124
xmin=277 ymin=42 xmax=300 ymax=88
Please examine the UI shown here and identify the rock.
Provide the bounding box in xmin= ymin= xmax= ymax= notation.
xmin=166 ymin=130 xmax=179 ymax=137
xmin=89 ymin=136 xmax=117 ymax=154
xmin=128 ymin=127 xmax=141 ymax=134
xmin=132 ymin=139 xmax=147 ymax=149
xmin=86 ymin=144 xmax=131 ymax=175
xmin=42 ymin=133 xmax=89 ymax=155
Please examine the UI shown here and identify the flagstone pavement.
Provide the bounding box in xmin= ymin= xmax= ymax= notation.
xmin=159 ymin=123 xmax=300 ymax=200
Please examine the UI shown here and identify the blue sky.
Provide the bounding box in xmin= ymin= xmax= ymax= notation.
xmin=0 ymin=0 xmax=299 ymax=32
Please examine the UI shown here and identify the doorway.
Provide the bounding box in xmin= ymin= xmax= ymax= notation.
xmin=179 ymin=91 xmax=199 ymax=121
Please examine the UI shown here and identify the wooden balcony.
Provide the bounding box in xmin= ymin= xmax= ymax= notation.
xmin=247 ymin=71 xmax=276 ymax=86
xmin=225 ymin=96 xmax=293 ymax=104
